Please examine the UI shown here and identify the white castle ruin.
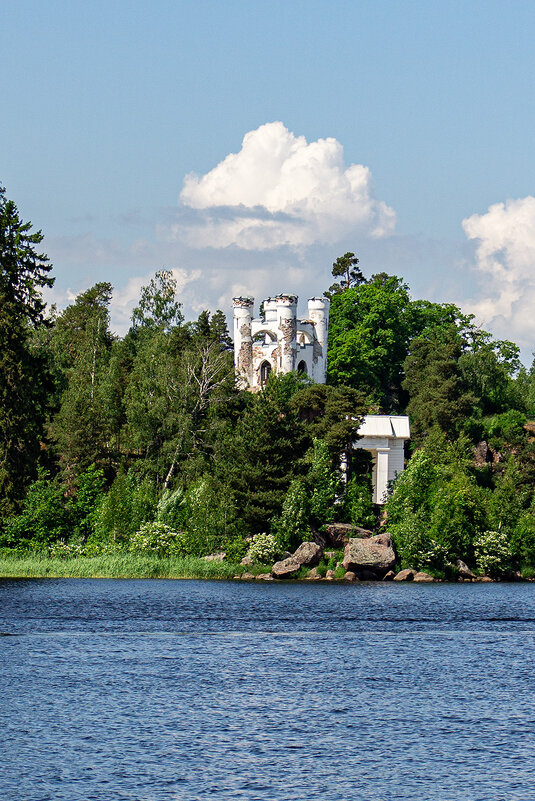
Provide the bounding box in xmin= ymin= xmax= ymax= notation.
xmin=232 ymin=293 xmax=410 ymax=503
xmin=233 ymin=294 xmax=329 ymax=389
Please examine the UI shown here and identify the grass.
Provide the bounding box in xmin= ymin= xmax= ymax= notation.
xmin=0 ymin=552 xmax=247 ymax=580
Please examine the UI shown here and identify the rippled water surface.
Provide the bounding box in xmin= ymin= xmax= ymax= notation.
xmin=2 ymin=579 xmax=535 ymax=800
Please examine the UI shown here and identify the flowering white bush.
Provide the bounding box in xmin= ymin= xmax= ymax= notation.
xmin=474 ymin=530 xmax=512 ymax=577
xmin=49 ymin=542 xmax=86 ymax=559
xmin=129 ymin=522 xmax=186 ymax=556
xmin=246 ymin=532 xmax=280 ymax=564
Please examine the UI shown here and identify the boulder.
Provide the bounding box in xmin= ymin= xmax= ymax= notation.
xmin=342 ymin=533 xmax=396 ymax=576
xmin=343 ymin=571 xmax=357 ymax=582
xmin=325 ymin=569 xmax=336 ymax=580
xmin=203 ymin=551 xmax=226 ymax=562
xmin=292 ymin=541 xmax=322 ymax=567
xmin=241 ymin=572 xmax=254 ymax=580
xmin=271 ymin=557 xmax=302 ymax=578
xmin=271 ymin=541 xmax=322 ymax=578
xmin=456 ymin=559 xmax=475 ymax=579
xmin=413 ymin=571 xmax=434 ymax=583
xmin=325 ymin=523 xmax=374 ymax=547
xmin=394 ymin=568 xmax=416 ymax=582
xmin=382 ymin=570 xmax=395 ymax=581
xmin=240 ymin=555 xmax=253 ymax=567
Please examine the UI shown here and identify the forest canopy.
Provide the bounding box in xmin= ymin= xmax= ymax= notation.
xmin=2 ymin=187 xmax=535 ymax=577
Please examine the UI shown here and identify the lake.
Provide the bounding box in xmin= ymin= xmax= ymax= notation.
xmin=1 ymin=578 xmax=535 ymax=800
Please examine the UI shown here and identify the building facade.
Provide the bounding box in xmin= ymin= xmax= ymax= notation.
xmin=233 ymin=294 xmax=329 ymax=390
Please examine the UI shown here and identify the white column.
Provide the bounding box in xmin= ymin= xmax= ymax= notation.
xmin=375 ymin=447 xmax=390 ymax=504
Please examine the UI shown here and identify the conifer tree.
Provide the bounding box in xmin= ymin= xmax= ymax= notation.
xmin=0 ymin=186 xmax=54 ymax=514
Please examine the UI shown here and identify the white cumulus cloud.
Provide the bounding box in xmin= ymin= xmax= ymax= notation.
xmin=175 ymin=121 xmax=396 ymax=249
xmin=462 ymin=196 xmax=535 ymax=349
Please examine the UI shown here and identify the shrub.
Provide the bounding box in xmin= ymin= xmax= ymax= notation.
xmin=274 ymin=479 xmax=310 ymax=550
xmin=1 ymin=470 xmax=70 ymax=549
xmin=308 ymin=439 xmax=338 ymax=526
xmin=94 ymin=471 xmax=157 ymax=544
xmin=474 ymin=529 xmax=512 ymax=577
xmin=246 ymin=532 xmax=280 ymax=564
xmin=343 ymin=474 xmax=376 ymax=528
xmin=129 ymin=522 xmax=187 ymax=557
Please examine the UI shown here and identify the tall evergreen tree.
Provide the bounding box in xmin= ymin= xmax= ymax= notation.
xmin=0 ymin=186 xmax=54 ymax=514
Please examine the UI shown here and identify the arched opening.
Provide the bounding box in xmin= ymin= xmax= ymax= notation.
xmin=260 ymin=360 xmax=272 ymax=386
xmin=297 ymin=360 xmax=307 ymax=375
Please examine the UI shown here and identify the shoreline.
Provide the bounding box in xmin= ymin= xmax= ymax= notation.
xmin=0 ymin=554 xmax=531 ymax=583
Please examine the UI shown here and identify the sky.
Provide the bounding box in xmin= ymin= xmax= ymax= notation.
xmin=3 ymin=0 xmax=535 ymax=358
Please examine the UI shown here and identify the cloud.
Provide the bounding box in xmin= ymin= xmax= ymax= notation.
xmin=462 ymin=196 xmax=535 ymax=348
xmin=174 ymin=121 xmax=396 ymax=249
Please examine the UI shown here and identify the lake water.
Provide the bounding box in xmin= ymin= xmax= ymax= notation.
xmin=1 ymin=579 xmax=535 ymax=800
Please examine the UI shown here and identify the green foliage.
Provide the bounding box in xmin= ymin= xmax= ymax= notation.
xmin=94 ymin=471 xmax=157 ymax=544
xmin=129 ymin=522 xmax=186 ymax=557
xmin=403 ymin=327 xmax=476 ymax=441
xmin=307 ymin=439 xmax=339 ymax=526
xmin=327 ymin=274 xmax=413 ymax=408
xmin=1 ymin=470 xmax=69 ymax=549
xmin=246 ymin=532 xmax=281 ymax=564
xmin=131 ymin=269 xmax=184 ymax=334
xmin=168 ymin=477 xmax=245 ymax=556
xmin=0 ymin=186 xmax=54 ymax=514
xmin=511 ymin=506 xmax=535 ymax=569
xmin=474 ymin=530 xmax=512 ymax=577
xmin=326 ymin=251 xmax=364 ymax=296
xmin=274 ymin=478 xmax=310 ymax=550
xmin=485 ymin=410 xmax=527 ymax=447
xmin=343 ymin=473 xmax=376 ymax=528
xmin=386 ymin=441 xmax=487 ymax=571
xmin=156 ymin=487 xmax=187 ymax=529
xmin=67 ymin=464 xmax=106 ymax=539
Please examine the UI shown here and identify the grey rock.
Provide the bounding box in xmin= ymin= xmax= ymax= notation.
xmin=241 ymin=572 xmax=254 ymax=580
xmin=457 ymin=559 xmax=475 ymax=579
xmin=203 ymin=551 xmax=226 ymax=562
xmin=292 ymin=541 xmax=322 ymax=567
xmin=343 ymin=571 xmax=357 ymax=582
xmin=394 ymin=568 xmax=416 ymax=582
xmin=383 ymin=570 xmax=395 ymax=581
xmin=325 ymin=523 xmax=374 ymax=547
xmin=342 ymin=533 xmax=396 ymax=576
xmin=240 ymin=555 xmax=253 ymax=566
xmin=271 ymin=557 xmax=302 ymax=578
xmin=325 ymin=569 xmax=336 ymax=580
xmin=413 ymin=571 xmax=435 ymax=583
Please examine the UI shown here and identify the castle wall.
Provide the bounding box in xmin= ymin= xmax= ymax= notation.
xmin=233 ymin=294 xmax=329 ymax=389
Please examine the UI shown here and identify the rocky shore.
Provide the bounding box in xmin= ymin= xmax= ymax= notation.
xmin=231 ymin=524 xmax=528 ymax=582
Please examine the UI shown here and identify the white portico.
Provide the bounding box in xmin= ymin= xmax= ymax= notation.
xmin=354 ymin=415 xmax=411 ymax=504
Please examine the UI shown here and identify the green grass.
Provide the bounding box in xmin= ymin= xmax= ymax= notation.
xmin=0 ymin=552 xmax=246 ymax=580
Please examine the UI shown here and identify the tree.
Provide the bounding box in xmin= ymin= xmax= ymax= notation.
xmin=326 ymin=252 xmax=364 ymax=296
xmin=49 ymin=283 xmax=115 ymax=480
xmin=0 ymin=186 xmax=54 ymax=514
xmin=403 ymin=327 xmax=476 ymax=441
xmin=131 ymin=269 xmax=183 ymax=334
xmin=327 ymin=273 xmax=413 ymax=409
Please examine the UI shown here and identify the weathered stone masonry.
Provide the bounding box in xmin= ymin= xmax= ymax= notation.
xmin=233 ymin=294 xmax=329 ymax=389
xmin=232 ymin=293 xmax=410 ymax=503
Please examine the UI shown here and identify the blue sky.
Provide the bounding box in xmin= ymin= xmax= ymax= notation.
xmin=3 ymin=1 xmax=535 ymax=354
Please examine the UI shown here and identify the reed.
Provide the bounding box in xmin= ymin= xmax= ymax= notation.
xmin=0 ymin=552 xmax=244 ymax=580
